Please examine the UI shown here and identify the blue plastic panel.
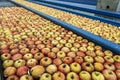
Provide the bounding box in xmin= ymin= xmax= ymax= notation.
xmin=10 ymin=0 xmax=120 ymax=54
xmin=29 ymin=1 xmax=120 ymax=26
xmin=32 ymin=0 xmax=120 ymax=19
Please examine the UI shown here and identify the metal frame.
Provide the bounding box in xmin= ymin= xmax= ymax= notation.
xmin=32 ymin=0 xmax=120 ymax=18
xmin=10 ymin=0 xmax=120 ymax=54
xmin=29 ymin=1 xmax=120 ymax=26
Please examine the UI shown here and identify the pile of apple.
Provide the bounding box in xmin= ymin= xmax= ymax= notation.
xmin=15 ymin=0 xmax=120 ymax=44
xmin=0 ymin=7 xmax=120 ymax=80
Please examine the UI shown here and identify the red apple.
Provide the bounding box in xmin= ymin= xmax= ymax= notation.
xmin=61 ymin=47 xmax=70 ymax=53
xmin=104 ymin=63 xmax=115 ymax=71
xmin=102 ymin=69 xmax=117 ymax=80
xmin=20 ymin=48 xmax=29 ymax=55
xmin=114 ymin=62 xmax=120 ymax=70
xmin=51 ymin=47 xmax=59 ymax=53
xmin=82 ymin=62 xmax=94 ymax=73
xmin=58 ymin=63 xmax=70 ymax=74
xmin=30 ymin=48 xmax=39 ymax=54
xmin=74 ymin=56 xmax=83 ymax=64
xmin=115 ymin=70 xmax=120 ymax=79
xmin=76 ymin=51 xmax=85 ymax=57
xmin=34 ymin=52 xmax=44 ymax=60
xmin=17 ymin=66 xmax=28 ymax=76
xmin=86 ymin=51 xmax=96 ymax=57
xmin=53 ymin=58 xmax=62 ymax=66
xmin=41 ymin=48 xmax=50 ymax=55
xmin=12 ymin=53 xmax=22 ymax=61
xmin=4 ymin=67 xmax=16 ymax=76
xmin=67 ymin=52 xmax=76 ymax=58
xmin=47 ymin=52 xmax=56 ymax=58
xmin=63 ymin=57 xmax=73 ymax=64
xmin=6 ymin=75 xmax=19 ymax=80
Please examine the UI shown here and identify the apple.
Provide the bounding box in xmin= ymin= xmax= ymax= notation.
xmin=6 ymin=75 xmax=19 ymax=80
xmin=82 ymin=62 xmax=94 ymax=73
xmin=41 ymin=48 xmax=50 ymax=55
xmin=76 ymin=51 xmax=85 ymax=57
xmin=94 ymin=45 xmax=102 ymax=50
xmin=36 ymin=44 xmax=45 ymax=50
xmin=79 ymin=71 xmax=91 ymax=80
xmin=87 ymin=46 xmax=95 ymax=51
xmin=52 ymin=40 xmax=59 ymax=45
xmin=23 ymin=53 xmax=33 ymax=60
xmin=63 ymin=57 xmax=73 ymax=64
xmin=0 ymin=44 xmax=8 ymax=50
xmin=71 ymin=47 xmax=78 ymax=52
xmin=57 ymin=51 xmax=66 ymax=58
xmin=2 ymin=60 xmax=14 ymax=68
xmin=104 ymin=63 xmax=115 ymax=71
xmin=94 ymin=62 xmax=104 ymax=71
xmin=20 ymin=48 xmax=29 ymax=55
xmin=14 ymin=59 xmax=26 ymax=68
xmin=27 ymin=59 xmax=38 ymax=67
xmin=17 ymin=66 xmax=28 ymax=76
xmin=1 ymin=49 xmax=10 ymax=53
xmin=92 ymin=71 xmax=105 ymax=80
xmin=65 ymin=43 xmax=72 ymax=48
xmin=86 ymin=51 xmax=96 ymax=57
xmin=115 ymin=70 xmax=120 ymax=79
xmin=53 ymin=71 xmax=65 ymax=80
xmin=70 ymin=62 xmax=81 ymax=73
xmin=61 ymin=47 xmax=70 ymax=53
xmin=20 ymin=75 xmax=33 ymax=80
xmin=4 ymin=67 xmax=16 ymax=76
xmin=102 ymin=69 xmax=117 ymax=80
xmin=79 ymin=47 xmax=87 ymax=52
xmin=95 ymin=50 xmax=104 ymax=57
xmin=30 ymin=48 xmax=39 ymax=54
xmin=104 ymin=56 xmax=114 ymax=63
xmin=1 ymin=53 xmax=11 ymax=61
xmin=46 ymin=64 xmax=57 ymax=74
xmin=40 ymin=57 xmax=52 ymax=66
xmin=56 ymin=44 xmax=64 ymax=49
xmin=12 ymin=53 xmax=22 ymax=61
xmin=40 ymin=73 xmax=52 ymax=80
xmin=104 ymin=50 xmax=113 ymax=57
xmin=66 ymin=72 xmax=79 ymax=80
xmin=84 ymin=56 xmax=94 ymax=63
xmin=53 ymin=58 xmax=62 ymax=66
xmin=114 ymin=62 xmax=120 ymax=70
xmin=9 ymin=43 xmax=18 ymax=49
xmin=67 ymin=52 xmax=76 ymax=58
xmin=19 ymin=44 xmax=27 ymax=49
xmin=74 ymin=56 xmax=83 ymax=64
xmin=60 ymin=39 xmax=66 ymax=44
xmin=94 ymin=56 xmax=105 ymax=63
xmin=10 ymin=48 xmax=19 ymax=55
xmin=51 ymin=47 xmax=59 ymax=53
xmin=47 ymin=52 xmax=56 ymax=58
xmin=58 ymin=63 xmax=70 ymax=74
xmin=30 ymin=65 xmax=45 ymax=78
xmin=113 ymin=55 xmax=120 ymax=62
